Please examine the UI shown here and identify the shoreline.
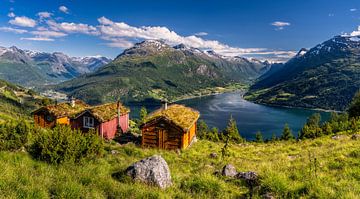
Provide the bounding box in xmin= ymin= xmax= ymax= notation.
xmin=177 ymin=89 xmax=341 ymax=113
xmin=248 ymin=100 xmax=342 ymax=113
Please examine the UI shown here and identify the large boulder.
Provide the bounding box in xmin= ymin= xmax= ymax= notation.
xmin=126 ymin=155 xmax=172 ymax=189
xmin=222 ymin=164 xmax=237 ymax=177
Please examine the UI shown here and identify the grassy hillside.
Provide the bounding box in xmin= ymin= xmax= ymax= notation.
xmin=246 ymin=36 xmax=360 ymax=111
xmin=0 ymin=79 xmax=47 ymax=121
xmin=0 ymin=135 xmax=359 ymax=198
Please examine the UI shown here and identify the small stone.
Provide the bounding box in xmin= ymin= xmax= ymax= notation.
xmin=287 ymin=155 xmax=298 ymax=160
xmin=222 ymin=164 xmax=237 ymax=177
xmin=351 ymin=134 xmax=360 ymax=140
xmin=111 ymin=150 xmax=119 ymax=155
xmin=209 ymin=153 xmax=218 ymax=158
xmin=126 ymin=155 xmax=172 ymax=189
xmin=236 ymin=171 xmax=259 ymax=187
xmin=262 ymin=192 xmax=275 ymax=199
xmin=331 ymin=135 xmax=347 ymax=140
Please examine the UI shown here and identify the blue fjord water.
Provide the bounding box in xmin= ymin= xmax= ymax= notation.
xmin=130 ymin=92 xmax=331 ymax=140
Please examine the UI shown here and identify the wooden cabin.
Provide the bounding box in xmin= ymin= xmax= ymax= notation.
xmin=141 ymin=104 xmax=200 ymax=150
xmin=71 ymin=102 xmax=130 ymax=139
xmin=32 ymin=99 xmax=89 ymax=128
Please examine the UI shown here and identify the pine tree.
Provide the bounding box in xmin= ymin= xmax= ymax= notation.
xmin=223 ymin=116 xmax=243 ymax=143
xmin=280 ymin=123 xmax=295 ymax=141
xmin=197 ymin=120 xmax=209 ymax=139
xmin=255 ymin=131 xmax=264 ymax=143
xmin=139 ymin=106 xmax=148 ymax=123
xmin=348 ymin=91 xmax=360 ymax=118
xmin=271 ymin=133 xmax=277 ymax=141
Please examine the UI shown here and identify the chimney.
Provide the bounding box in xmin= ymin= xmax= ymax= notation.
xmin=162 ymin=100 xmax=168 ymax=110
xmin=70 ymin=96 xmax=76 ymax=108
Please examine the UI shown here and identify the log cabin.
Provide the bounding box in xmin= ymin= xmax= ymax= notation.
xmin=71 ymin=102 xmax=130 ymax=139
xmin=141 ymin=104 xmax=200 ymax=150
xmin=32 ymin=99 xmax=89 ymax=128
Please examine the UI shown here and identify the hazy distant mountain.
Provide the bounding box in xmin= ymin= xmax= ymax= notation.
xmin=0 ymin=46 xmax=111 ymax=86
xmin=246 ymin=35 xmax=360 ymax=111
xmin=56 ymin=40 xmax=270 ymax=104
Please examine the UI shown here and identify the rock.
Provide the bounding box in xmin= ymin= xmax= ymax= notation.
xmin=262 ymin=192 xmax=275 ymax=199
xmin=236 ymin=171 xmax=259 ymax=187
xmin=287 ymin=155 xmax=298 ymax=160
xmin=222 ymin=164 xmax=237 ymax=177
xmin=331 ymin=135 xmax=347 ymax=140
xmin=111 ymin=150 xmax=119 ymax=155
xmin=209 ymin=153 xmax=218 ymax=158
xmin=125 ymin=155 xmax=172 ymax=189
xmin=351 ymin=134 xmax=360 ymax=140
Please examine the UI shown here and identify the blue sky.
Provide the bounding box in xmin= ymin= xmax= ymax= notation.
xmin=0 ymin=0 xmax=360 ymax=61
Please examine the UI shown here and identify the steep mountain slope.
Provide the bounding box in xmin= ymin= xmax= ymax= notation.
xmin=245 ymin=35 xmax=360 ymax=111
xmin=0 ymin=46 xmax=111 ymax=87
xmin=56 ymin=40 xmax=270 ymax=104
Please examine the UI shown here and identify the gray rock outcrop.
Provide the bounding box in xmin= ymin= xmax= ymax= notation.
xmin=126 ymin=155 xmax=172 ymax=189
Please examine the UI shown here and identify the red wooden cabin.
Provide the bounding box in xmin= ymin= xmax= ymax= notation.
xmin=71 ymin=102 xmax=130 ymax=139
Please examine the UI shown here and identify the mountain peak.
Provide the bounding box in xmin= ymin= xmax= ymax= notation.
xmin=295 ymin=48 xmax=308 ymax=57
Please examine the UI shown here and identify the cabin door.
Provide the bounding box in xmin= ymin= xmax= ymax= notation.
xmin=158 ymin=129 xmax=168 ymax=149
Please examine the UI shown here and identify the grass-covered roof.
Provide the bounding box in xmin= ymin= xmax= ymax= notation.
xmin=34 ymin=100 xmax=89 ymax=118
xmin=145 ymin=104 xmax=200 ymax=131
xmin=86 ymin=102 xmax=130 ymax=122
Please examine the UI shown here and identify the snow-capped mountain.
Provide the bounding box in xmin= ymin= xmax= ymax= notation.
xmin=248 ymin=35 xmax=360 ymax=111
xmin=0 ymin=46 xmax=111 ymax=86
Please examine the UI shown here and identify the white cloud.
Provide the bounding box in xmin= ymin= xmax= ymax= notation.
xmin=0 ymin=26 xmax=27 ymax=34
xmin=9 ymin=16 xmax=36 ymax=27
xmin=96 ymin=16 xmax=295 ymax=61
xmin=328 ymin=13 xmax=334 ymax=17
xmin=350 ymin=26 xmax=360 ymax=36
xmin=37 ymin=12 xmax=52 ymax=19
xmin=97 ymin=17 xmax=264 ymax=54
xmin=7 ymin=12 xmax=15 ymax=18
xmin=194 ymin=32 xmax=208 ymax=36
xmin=271 ymin=21 xmax=291 ymax=30
xmin=47 ymin=20 xmax=99 ymax=35
xmin=58 ymin=22 xmax=99 ymax=35
xmin=350 ymin=8 xmax=357 ymax=12
xmin=31 ymin=30 xmax=67 ymax=37
xmin=59 ymin=6 xmax=69 ymax=14
xmin=102 ymin=37 xmax=134 ymax=48
xmin=21 ymin=37 xmax=54 ymax=41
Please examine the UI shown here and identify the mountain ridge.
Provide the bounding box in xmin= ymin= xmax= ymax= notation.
xmin=245 ymin=35 xmax=360 ymax=111
xmin=55 ymin=40 xmax=271 ymax=104
xmin=0 ymin=46 xmax=111 ymax=86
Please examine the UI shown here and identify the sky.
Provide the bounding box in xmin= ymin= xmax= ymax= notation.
xmin=0 ymin=0 xmax=360 ymax=62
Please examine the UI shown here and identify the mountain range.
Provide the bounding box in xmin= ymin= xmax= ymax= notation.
xmin=245 ymin=35 xmax=360 ymax=111
xmin=55 ymin=40 xmax=270 ymax=104
xmin=0 ymin=46 xmax=111 ymax=87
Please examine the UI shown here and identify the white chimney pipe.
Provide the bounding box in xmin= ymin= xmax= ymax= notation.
xmin=164 ymin=101 xmax=168 ymax=110
xmin=70 ymin=97 xmax=75 ymax=107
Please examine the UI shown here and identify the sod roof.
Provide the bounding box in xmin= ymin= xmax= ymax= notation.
xmin=33 ymin=100 xmax=89 ymax=118
xmin=84 ymin=102 xmax=130 ymax=122
xmin=145 ymin=104 xmax=200 ymax=131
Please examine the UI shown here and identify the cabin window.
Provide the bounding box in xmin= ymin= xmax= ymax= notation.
xmin=83 ymin=116 xmax=94 ymax=128
xmin=46 ymin=115 xmax=54 ymax=122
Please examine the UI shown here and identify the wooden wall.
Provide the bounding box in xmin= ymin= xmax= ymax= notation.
xmin=142 ymin=120 xmax=197 ymax=150
xmin=34 ymin=112 xmax=56 ymax=128
xmin=142 ymin=121 xmax=183 ymax=150
xmin=71 ymin=112 xmax=101 ymax=133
